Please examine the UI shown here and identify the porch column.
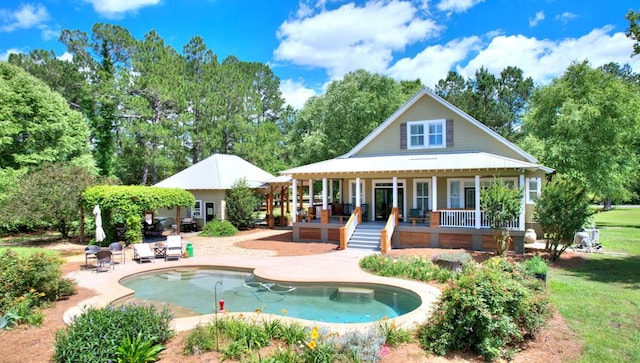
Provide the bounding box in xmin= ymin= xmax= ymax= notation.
xmin=292 ymin=179 xmax=298 ymax=223
xmin=475 ymin=175 xmax=481 ymax=229
xmin=356 ymin=177 xmax=361 ymax=223
xmin=308 ymin=179 xmax=314 ymax=219
xmin=392 ymin=177 xmax=398 ymax=208
xmin=339 ymin=179 xmax=343 ymax=203
xmin=355 ymin=177 xmax=361 ymax=207
xmin=431 ymin=176 xmax=437 ymax=211
xmin=519 ymin=174 xmax=526 ymax=230
xmin=329 ymin=179 xmax=334 ymax=204
xmin=321 ymin=178 xmax=330 ymax=223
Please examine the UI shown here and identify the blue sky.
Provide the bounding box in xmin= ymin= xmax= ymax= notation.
xmin=1 ymin=0 xmax=639 ymax=108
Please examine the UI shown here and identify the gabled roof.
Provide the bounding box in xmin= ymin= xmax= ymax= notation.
xmin=281 ymin=152 xmax=553 ymax=177
xmin=155 ymin=154 xmax=274 ymax=190
xmin=343 ymin=88 xmax=539 ymax=163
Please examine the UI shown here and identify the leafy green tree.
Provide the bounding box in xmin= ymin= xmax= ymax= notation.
xmin=522 ymin=61 xmax=640 ymax=206
xmin=626 ymin=9 xmax=640 ymax=57
xmin=0 ymin=164 xmax=98 ymax=238
xmin=534 ymin=175 xmax=593 ymax=261
xmin=225 ymin=178 xmax=257 ymax=230
xmin=435 ymin=66 xmax=533 ymax=141
xmin=480 ymin=177 xmax=523 ymax=256
xmin=0 ymin=62 xmax=94 ymax=172
xmin=60 ymin=23 xmax=135 ymax=178
xmin=289 ymin=70 xmax=415 ymax=165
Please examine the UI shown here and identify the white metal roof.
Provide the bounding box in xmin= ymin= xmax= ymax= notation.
xmin=155 ymin=154 xmax=275 ymax=190
xmin=280 ymin=152 xmax=553 ymax=177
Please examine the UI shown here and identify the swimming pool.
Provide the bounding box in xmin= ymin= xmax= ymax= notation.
xmin=119 ymin=267 xmax=422 ymax=324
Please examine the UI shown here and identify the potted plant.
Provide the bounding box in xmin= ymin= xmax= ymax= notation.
xmin=524 ymin=255 xmax=548 ymax=283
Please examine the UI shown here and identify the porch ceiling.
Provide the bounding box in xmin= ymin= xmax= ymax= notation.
xmin=280 ymin=152 xmax=553 ymax=178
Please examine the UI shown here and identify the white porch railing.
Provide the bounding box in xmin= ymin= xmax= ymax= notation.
xmin=439 ymin=210 xmax=520 ymax=229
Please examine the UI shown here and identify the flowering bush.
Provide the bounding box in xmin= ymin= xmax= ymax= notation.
xmin=418 ymin=257 xmax=551 ymax=361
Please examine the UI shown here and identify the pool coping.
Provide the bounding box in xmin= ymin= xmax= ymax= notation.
xmin=63 ymin=250 xmax=441 ymax=334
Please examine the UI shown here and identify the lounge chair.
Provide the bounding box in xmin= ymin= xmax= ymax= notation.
xmin=165 ymin=235 xmax=182 ymax=261
xmin=95 ymin=250 xmax=114 ymax=272
xmin=133 ymin=243 xmax=155 ymax=263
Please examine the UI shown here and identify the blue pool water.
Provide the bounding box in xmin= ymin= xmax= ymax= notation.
xmin=119 ymin=268 xmax=421 ymax=324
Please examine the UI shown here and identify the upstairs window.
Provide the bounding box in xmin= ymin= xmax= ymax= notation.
xmin=408 ymin=119 xmax=445 ymax=149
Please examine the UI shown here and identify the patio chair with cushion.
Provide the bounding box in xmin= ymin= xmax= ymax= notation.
xmin=95 ymin=250 xmax=114 ymax=273
xmin=165 ymin=235 xmax=183 ymax=261
xmin=133 ymin=243 xmax=155 ymax=263
xmin=109 ymin=242 xmax=125 ymax=264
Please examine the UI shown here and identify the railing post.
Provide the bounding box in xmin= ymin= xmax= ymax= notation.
xmin=339 ymin=226 xmax=346 ymax=250
xmin=381 ymin=230 xmax=388 ymax=253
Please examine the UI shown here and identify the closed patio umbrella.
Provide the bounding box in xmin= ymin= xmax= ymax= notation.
xmin=93 ymin=205 xmax=106 ymax=243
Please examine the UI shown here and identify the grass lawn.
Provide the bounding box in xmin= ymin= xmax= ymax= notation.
xmin=549 ymin=206 xmax=640 ymax=362
xmin=0 ymin=246 xmax=59 ymax=257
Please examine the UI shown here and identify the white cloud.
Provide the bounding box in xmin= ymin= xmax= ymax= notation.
xmin=388 ymin=36 xmax=482 ymax=87
xmin=58 ymin=52 xmax=74 ymax=62
xmin=529 ymin=11 xmax=544 ymax=27
xmin=84 ymin=0 xmax=161 ymax=18
xmin=275 ymin=0 xmax=442 ymax=80
xmin=436 ymin=0 xmax=484 ymax=13
xmin=280 ymin=79 xmax=318 ymax=109
xmin=0 ymin=48 xmax=22 ymax=61
xmin=0 ymin=3 xmax=49 ymax=32
xmin=555 ymin=12 xmax=577 ymax=24
xmin=458 ymin=26 xmax=640 ymax=85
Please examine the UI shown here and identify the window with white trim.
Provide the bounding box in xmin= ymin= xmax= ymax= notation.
xmin=526 ymin=178 xmax=541 ymax=204
xmin=408 ymin=119 xmax=445 ymax=149
xmin=349 ymin=180 xmax=365 ymax=206
xmin=191 ymin=200 xmax=203 ymax=219
xmin=415 ymin=181 xmax=430 ymax=211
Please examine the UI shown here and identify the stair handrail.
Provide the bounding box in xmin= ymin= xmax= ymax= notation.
xmin=339 ymin=207 xmax=361 ymax=249
xmin=380 ymin=208 xmax=397 ymax=253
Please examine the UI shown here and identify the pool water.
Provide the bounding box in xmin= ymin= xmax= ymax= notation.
xmin=119 ymin=268 xmax=421 ymax=324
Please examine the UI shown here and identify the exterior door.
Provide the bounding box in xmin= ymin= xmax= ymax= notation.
xmin=205 ymin=202 xmax=215 ymax=223
xmin=374 ymin=187 xmax=404 ymax=221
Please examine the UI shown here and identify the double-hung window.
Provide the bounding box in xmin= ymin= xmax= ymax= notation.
xmin=526 ymin=178 xmax=541 ymax=204
xmin=408 ymin=119 xmax=445 ymax=149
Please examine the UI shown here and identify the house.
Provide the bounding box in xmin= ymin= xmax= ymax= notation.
xmin=154 ymin=153 xmax=275 ymax=230
xmin=279 ymin=88 xmax=553 ymax=253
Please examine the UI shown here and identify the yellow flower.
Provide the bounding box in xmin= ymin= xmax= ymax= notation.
xmin=281 ymin=308 xmax=288 ymax=315
xmin=255 ymin=308 xmax=262 ymax=314
xmin=310 ymin=326 xmax=319 ymax=340
xmin=29 ymin=288 xmax=36 ymax=293
xmin=306 ymin=340 xmax=317 ymax=350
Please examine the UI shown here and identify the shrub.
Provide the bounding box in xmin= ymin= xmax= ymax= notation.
xmin=226 ymin=178 xmax=258 ymax=230
xmin=53 ymin=303 xmax=174 ymax=363
xmin=200 ymin=219 xmax=238 ymax=237
xmin=359 ymin=254 xmax=455 ymax=283
xmin=182 ymin=323 xmax=218 ymax=355
xmin=0 ymin=249 xmax=76 ymax=326
xmin=115 ymin=332 xmax=165 ymax=363
xmin=524 ymin=255 xmax=548 ymax=275
xmin=333 ymin=326 xmax=386 ymax=363
xmin=377 ymin=317 xmax=414 ymax=346
xmin=418 ymin=257 xmax=551 ymax=362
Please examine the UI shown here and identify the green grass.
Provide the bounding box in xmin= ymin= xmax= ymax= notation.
xmin=549 ymin=206 xmax=640 ymax=362
xmin=0 ymin=246 xmax=58 ymax=257
xmin=591 ymin=206 xmax=640 ymax=228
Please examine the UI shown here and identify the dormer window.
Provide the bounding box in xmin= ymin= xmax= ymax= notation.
xmin=408 ymin=119 xmax=445 ymax=149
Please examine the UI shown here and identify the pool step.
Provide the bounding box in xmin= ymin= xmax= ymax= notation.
xmin=333 ymin=287 xmax=374 ymax=303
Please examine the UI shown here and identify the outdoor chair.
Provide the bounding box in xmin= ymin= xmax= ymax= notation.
xmin=109 ymin=242 xmax=125 ymax=264
xmin=83 ymin=245 xmax=100 ymax=268
xmin=133 ymin=243 xmax=155 ymax=263
xmin=165 ymin=235 xmax=183 ymax=261
xmin=95 ymin=250 xmax=114 ymax=273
